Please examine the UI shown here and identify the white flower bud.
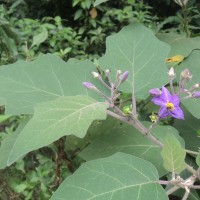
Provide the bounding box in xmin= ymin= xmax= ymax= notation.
xmin=168 ymin=67 xmax=175 ymax=79
xmin=91 ymin=71 xmax=100 ymax=78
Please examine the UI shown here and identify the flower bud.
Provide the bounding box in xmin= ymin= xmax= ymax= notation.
xmin=120 ymin=71 xmax=129 ymax=82
xmin=149 ymin=88 xmax=162 ymax=97
xmin=91 ymin=71 xmax=100 ymax=78
xmin=192 ymin=91 xmax=200 ymax=98
xmin=105 ymin=69 xmax=111 ymax=76
xmin=82 ymin=82 xmax=96 ymax=90
xmin=190 ymin=83 xmax=200 ymax=91
xmin=116 ymin=70 xmax=122 ymax=80
xmin=180 ymin=68 xmax=192 ymax=80
xmin=168 ymin=67 xmax=175 ymax=80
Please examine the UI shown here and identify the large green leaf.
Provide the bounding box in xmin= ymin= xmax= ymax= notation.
xmin=50 ymin=153 xmax=168 ymax=200
xmin=161 ymin=134 xmax=186 ymax=174
xmin=99 ymin=23 xmax=170 ymax=98
xmin=4 ymin=95 xmax=108 ymax=166
xmin=174 ymin=107 xmax=200 ymax=152
xmin=157 ymin=33 xmax=200 ymax=57
xmin=0 ymin=54 xmax=102 ymax=115
xmin=79 ymin=119 xmax=183 ymax=177
xmin=178 ymin=50 xmax=200 ymax=119
xmin=0 ymin=116 xmax=30 ymax=169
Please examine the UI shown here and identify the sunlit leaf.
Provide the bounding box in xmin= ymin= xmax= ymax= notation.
xmin=5 ymin=96 xmax=108 ymax=166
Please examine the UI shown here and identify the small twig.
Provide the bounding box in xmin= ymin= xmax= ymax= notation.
xmin=185 ymin=149 xmax=199 ymax=156
xmin=167 ymin=186 xmax=180 ymax=195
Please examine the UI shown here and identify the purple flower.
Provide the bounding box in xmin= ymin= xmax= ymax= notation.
xmin=151 ymin=86 xmax=184 ymax=120
xmin=149 ymin=88 xmax=162 ymax=97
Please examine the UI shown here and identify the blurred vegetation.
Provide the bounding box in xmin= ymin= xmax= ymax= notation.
xmin=0 ymin=0 xmax=200 ymax=199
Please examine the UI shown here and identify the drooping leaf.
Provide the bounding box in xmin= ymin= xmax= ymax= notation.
xmin=174 ymin=107 xmax=200 ymax=152
xmin=161 ymin=134 xmax=186 ymax=174
xmin=99 ymin=23 xmax=170 ymax=99
xmin=0 ymin=54 xmax=103 ymax=115
xmin=94 ymin=0 xmax=108 ymax=7
xmin=80 ymin=119 xmax=184 ymax=177
xmin=5 ymin=95 xmax=108 ymax=166
xmin=50 ymin=153 xmax=168 ymax=200
xmin=157 ymin=33 xmax=200 ymax=57
xmin=0 ymin=116 xmax=30 ymax=169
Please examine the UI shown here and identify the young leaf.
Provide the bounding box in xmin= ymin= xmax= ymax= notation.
xmin=161 ymin=134 xmax=186 ymax=174
xmin=50 ymin=153 xmax=168 ymax=200
xmin=5 ymin=95 xmax=108 ymax=166
xmin=99 ymin=23 xmax=170 ymax=99
xmin=0 ymin=54 xmax=101 ymax=115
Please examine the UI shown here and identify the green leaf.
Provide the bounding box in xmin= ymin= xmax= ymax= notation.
xmin=161 ymin=134 xmax=186 ymax=174
xmin=99 ymin=23 xmax=170 ymax=98
xmin=0 ymin=116 xmax=30 ymax=169
xmin=50 ymin=153 xmax=168 ymax=200
xmin=6 ymin=95 xmax=108 ymax=166
xmin=174 ymin=107 xmax=200 ymax=152
xmin=31 ymin=27 xmax=48 ymax=48
xmin=94 ymin=0 xmax=108 ymax=7
xmin=196 ymin=152 xmax=200 ymax=167
xmin=178 ymin=50 xmax=200 ymax=119
xmin=79 ymin=119 xmax=184 ymax=177
xmin=0 ymin=54 xmax=101 ymax=115
xmin=157 ymin=33 xmax=200 ymax=57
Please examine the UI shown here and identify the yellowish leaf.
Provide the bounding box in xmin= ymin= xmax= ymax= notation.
xmin=90 ymin=8 xmax=97 ymax=19
xmin=165 ymin=55 xmax=184 ymax=63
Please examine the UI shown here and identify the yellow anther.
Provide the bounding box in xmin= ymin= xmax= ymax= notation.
xmin=166 ymin=102 xmax=174 ymax=110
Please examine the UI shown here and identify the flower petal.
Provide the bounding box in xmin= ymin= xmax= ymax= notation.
xmin=169 ymin=107 xmax=184 ymax=120
xmin=159 ymin=107 xmax=168 ymax=118
xmin=170 ymin=95 xmax=180 ymax=106
xmin=152 ymin=97 xmax=166 ymax=107
xmin=161 ymin=86 xmax=171 ymax=102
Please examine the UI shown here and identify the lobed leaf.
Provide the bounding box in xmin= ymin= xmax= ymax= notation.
xmin=50 ymin=152 xmax=168 ymax=200
xmin=0 ymin=54 xmax=102 ymax=115
xmin=99 ymin=23 xmax=170 ymax=98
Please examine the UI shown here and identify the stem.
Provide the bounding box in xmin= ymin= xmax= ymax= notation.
xmin=182 ymin=189 xmax=190 ymax=200
xmin=180 ymin=0 xmax=190 ymax=37
xmin=169 ymin=79 xmax=175 ymax=95
xmin=158 ymin=180 xmax=171 ymax=185
xmin=98 ymin=77 xmax=111 ymax=90
xmin=190 ymin=185 xmax=200 ymax=189
xmin=185 ymin=149 xmax=199 ymax=156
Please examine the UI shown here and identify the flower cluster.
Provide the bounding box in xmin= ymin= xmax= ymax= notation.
xmin=149 ymin=67 xmax=200 ymax=120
